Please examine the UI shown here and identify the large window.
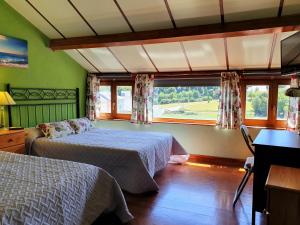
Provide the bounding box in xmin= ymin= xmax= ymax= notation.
xmin=97 ymin=77 xmax=290 ymax=128
xmin=153 ymin=86 xmax=220 ymax=123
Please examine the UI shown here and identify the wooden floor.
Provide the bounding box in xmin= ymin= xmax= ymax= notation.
xmin=95 ymin=163 xmax=266 ymax=225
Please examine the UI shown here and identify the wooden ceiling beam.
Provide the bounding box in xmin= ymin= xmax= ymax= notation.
xmin=94 ymin=69 xmax=282 ymax=77
xmin=50 ymin=14 xmax=300 ymax=50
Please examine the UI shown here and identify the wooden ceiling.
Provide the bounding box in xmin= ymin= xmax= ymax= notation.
xmin=5 ymin=0 xmax=300 ymax=73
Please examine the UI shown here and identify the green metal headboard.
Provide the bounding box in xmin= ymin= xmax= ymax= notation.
xmin=7 ymin=84 xmax=80 ymax=128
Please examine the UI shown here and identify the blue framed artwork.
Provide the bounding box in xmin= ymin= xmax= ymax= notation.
xmin=0 ymin=35 xmax=28 ymax=68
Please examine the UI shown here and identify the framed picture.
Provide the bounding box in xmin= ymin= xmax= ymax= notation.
xmin=0 ymin=35 xmax=28 ymax=68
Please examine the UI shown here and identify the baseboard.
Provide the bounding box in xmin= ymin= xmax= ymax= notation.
xmin=188 ymin=154 xmax=245 ymax=168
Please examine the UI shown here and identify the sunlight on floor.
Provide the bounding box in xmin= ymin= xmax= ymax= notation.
xmin=186 ymin=162 xmax=245 ymax=173
xmin=186 ymin=162 xmax=212 ymax=167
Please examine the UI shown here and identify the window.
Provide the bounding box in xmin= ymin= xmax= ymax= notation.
xmin=245 ymin=85 xmax=269 ymax=119
xmin=117 ymin=86 xmax=132 ymax=114
xmin=241 ymin=79 xmax=290 ymax=128
xmin=153 ymin=86 xmax=220 ymax=123
xmin=97 ymin=76 xmax=290 ymax=128
xmin=98 ymin=81 xmax=133 ymax=120
xmin=277 ymin=85 xmax=289 ymax=120
xmin=99 ymin=85 xmax=111 ymax=113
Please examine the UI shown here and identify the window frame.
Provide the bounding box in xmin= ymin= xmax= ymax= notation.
xmin=240 ymin=78 xmax=290 ymax=128
xmin=97 ymin=77 xmax=290 ymax=128
xmin=97 ymin=81 xmax=133 ymax=120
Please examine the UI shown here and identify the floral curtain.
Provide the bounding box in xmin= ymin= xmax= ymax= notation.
xmin=287 ymin=75 xmax=300 ymax=131
xmin=131 ymin=74 xmax=154 ymax=124
xmin=217 ymin=72 xmax=242 ymax=129
xmin=86 ymin=74 xmax=101 ymax=121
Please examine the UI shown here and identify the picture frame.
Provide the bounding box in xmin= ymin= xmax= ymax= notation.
xmin=0 ymin=34 xmax=28 ymax=68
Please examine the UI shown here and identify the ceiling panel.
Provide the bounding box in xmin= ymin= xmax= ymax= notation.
xmin=79 ymin=48 xmax=126 ymax=72
xmin=28 ymin=0 xmax=94 ymax=37
xmin=5 ymin=0 xmax=61 ymax=38
xmin=71 ymin=0 xmax=131 ymax=35
xmin=144 ymin=42 xmax=189 ymax=72
xmin=224 ymin=0 xmax=280 ymax=22
xmin=183 ymin=39 xmax=227 ymax=70
xmin=227 ymin=34 xmax=274 ymax=69
xmin=109 ymin=45 xmax=156 ymax=72
xmin=282 ymin=0 xmax=300 ymax=15
xmin=65 ymin=50 xmax=98 ymax=72
xmin=167 ymin=0 xmax=220 ymax=27
xmin=271 ymin=31 xmax=298 ymax=68
xmin=117 ymin=0 xmax=173 ymax=31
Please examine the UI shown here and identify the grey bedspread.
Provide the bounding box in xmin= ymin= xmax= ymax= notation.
xmin=27 ymin=128 xmax=187 ymax=194
xmin=0 ymin=151 xmax=133 ymax=225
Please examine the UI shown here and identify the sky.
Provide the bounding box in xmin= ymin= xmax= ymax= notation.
xmin=0 ymin=35 xmax=27 ymax=56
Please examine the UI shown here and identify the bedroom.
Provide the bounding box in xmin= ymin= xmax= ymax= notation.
xmin=0 ymin=0 xmax=300 ymax=225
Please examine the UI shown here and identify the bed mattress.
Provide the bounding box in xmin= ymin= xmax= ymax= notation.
xmin=27 ymin=128 xmax=187 ymax=193
xmin=0 ymin=151 xmax=133 ymax=225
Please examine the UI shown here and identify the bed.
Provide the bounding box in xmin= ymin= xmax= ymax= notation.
xmin=7 ymin=85 xmax=188 ymax=194
xmin=0 ymin=151 xmax=133 ymax=225
xmin=26 ymin=127 xmax=188 ymax=194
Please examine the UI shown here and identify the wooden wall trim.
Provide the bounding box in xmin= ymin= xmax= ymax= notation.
xmin=188 ymin=154 xmax=245 ymax=168
xmin=94 ymin=69 xmax=282 ymax=78
xmin=50 ymin=14 xmax=300 ymax=50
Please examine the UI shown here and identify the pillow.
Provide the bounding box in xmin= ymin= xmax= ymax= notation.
xmin=37 ymin=121 xmax=75 ymax=139
xmin=68 ymin=117 xmax=93 ymax=134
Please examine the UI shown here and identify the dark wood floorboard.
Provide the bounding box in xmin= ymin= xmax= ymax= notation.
xmin=94 ymin=163 xmax=266 ymax=225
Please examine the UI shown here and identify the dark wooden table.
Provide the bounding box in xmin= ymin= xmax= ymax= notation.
xmin=252 ymin=129 xmax=300 ymax=225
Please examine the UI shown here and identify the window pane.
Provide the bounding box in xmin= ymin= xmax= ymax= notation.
xmin=99 ymin=85 xmax=111 ymax=113
xmin=245 ymin=85 xmax=269 ymax=119
xmin=153 ymin=86 xmax=220 ymax=120
xmin=117 ymin=86 xmax=132 ymax=114
xmin=277 ymin=85 xmax=290 ymax=120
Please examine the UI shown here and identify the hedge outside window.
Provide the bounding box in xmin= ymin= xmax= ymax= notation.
xmin=277 ymin=85 xmax=290 ymax=120
xmin=245 ymin=85 xmax=269 ymax=120
xmin=153 ymin=86 xmax=220 ymax=124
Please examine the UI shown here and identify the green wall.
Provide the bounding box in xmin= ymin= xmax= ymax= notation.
xmin=0 ymin=1 xmax=87 ymax=126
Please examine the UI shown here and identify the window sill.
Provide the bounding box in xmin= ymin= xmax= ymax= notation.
xmin=152 ymin=118 xmax=216 ymax=126
xmin=96 ymin=118 xmax=286 ymax=129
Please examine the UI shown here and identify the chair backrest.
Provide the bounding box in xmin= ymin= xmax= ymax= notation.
xmin=240 ymin=125 xmax=255 ymax=155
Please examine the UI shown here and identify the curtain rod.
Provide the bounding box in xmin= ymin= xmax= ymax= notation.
xmin=91 ymin=69 xmax=283 ymax=80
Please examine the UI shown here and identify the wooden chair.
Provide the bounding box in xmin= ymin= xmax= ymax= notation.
xmin=233 ymin=125 xmax=255 ymax=207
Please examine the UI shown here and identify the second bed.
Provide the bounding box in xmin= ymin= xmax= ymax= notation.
xmin=26 ymin=127 xmax=188 ymax=194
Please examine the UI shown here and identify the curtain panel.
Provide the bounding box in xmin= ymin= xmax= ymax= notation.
xmin=217 ymin=72 xmax=242 ymax=129
xmin=131 ymin=74 xmax=154 ymax=124
xmin=287 ymin=75 xmax=300 ymax=131
xmin=86 ymin=74 xmax=101 ymax=121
